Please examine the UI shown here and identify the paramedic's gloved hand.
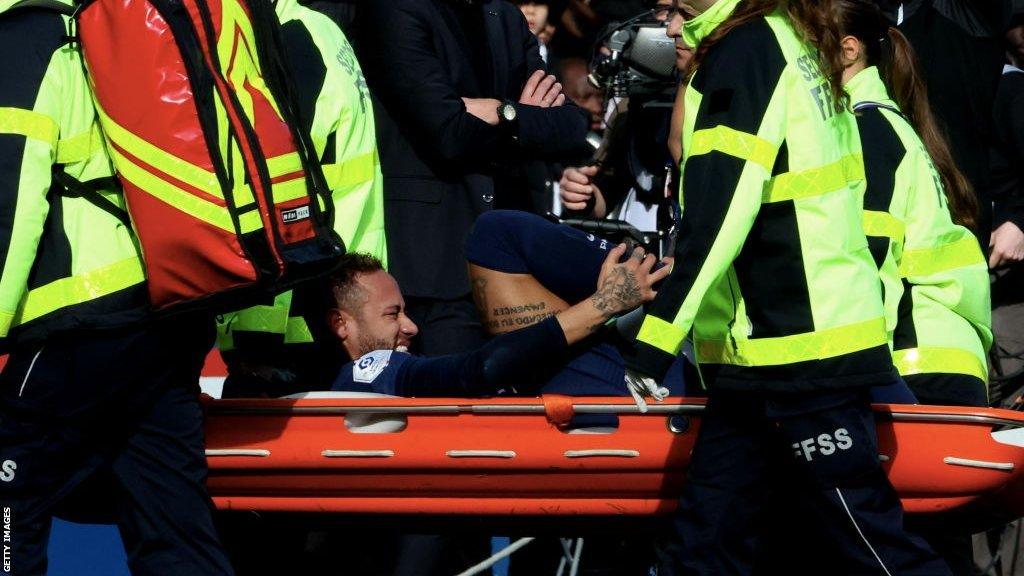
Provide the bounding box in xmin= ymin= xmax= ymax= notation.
xmin=625 ymin=368 xmax=669 ymax=413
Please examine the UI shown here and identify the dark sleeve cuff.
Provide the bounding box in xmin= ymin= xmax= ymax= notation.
xmin=624 ymin=340 xmax=678 ymax=383
xmin=472 ymin=315 xmax=568 ymax=395
xmin=994 ymin=198 xmax=1024 ymax=232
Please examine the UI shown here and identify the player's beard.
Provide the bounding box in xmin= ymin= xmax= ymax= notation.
xmin=358 ymin=335 xmax=398 ymax=358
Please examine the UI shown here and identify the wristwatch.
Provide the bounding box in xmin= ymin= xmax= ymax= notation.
xmin=496 ymin=100 xmax=517 ymax=125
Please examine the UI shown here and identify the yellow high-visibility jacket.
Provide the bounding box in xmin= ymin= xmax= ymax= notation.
xmin=849 ymin=66 xmax=991 ymax=406
xmin=0 ymin=0 xmax=148 ymax=351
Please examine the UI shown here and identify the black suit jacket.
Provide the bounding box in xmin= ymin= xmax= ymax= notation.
xmin=354 ymin=0 xmax=589 ymax=299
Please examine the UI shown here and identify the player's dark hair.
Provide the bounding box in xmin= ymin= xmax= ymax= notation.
xmin=328 ymin=253 xmax=385 ymax=313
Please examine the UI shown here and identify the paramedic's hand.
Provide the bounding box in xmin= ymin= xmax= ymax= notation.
xmin=625 ymin=368 xmax=669 ymax=413
xmin=519 ymin=70 xmax=565 ymax=108
xmin=989 ymin=221 xmax=1024 ymax=269
xmin=560 ymin=165 xmax=607 ymax=217
xmin=593 ymin=244 xmax=672 ymax=317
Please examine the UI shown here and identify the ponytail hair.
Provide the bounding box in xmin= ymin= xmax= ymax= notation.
xmin=882 ymin=27 xmax=977 ymax=230
xmin=837 ymin=0 xmax=978 ymax=230
xmin=687 ymin=0 xmax=848 ymax=114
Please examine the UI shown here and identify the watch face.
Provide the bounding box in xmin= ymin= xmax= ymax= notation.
xmin=501 ymin=104 xmax=517 ymax=122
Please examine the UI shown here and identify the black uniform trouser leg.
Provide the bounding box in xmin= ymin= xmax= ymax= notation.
xmin=110 ymin=379 xmax=232 ymax=576
xmin=661 ymin=391 xmax=774 ymax=576
xmin=663 ymin=389 xmax=950 ymax=576
xmin=0 ymin=317 xmax=234 ymax=576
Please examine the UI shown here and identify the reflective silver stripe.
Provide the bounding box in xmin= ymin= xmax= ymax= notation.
xmin=17 ymin=347 xmax=43 ymax=398
xmin=564 ymin=450 xmax=639 ymax=458
xmin=205 ymin=449 xmax=270 ymax=457
xmin=446 ymin=450 xmax=516 ymax=458
xmin=943 ymin=457 xmax=1014 ymax=471
xmin=836 ymin=488 xmax=894 ymax=576
xmin=321 ymin=450 xmax=394 ymax=458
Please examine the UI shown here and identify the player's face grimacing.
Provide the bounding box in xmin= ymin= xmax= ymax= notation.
xmin=330 ymin=270 xmax=419 ymax=360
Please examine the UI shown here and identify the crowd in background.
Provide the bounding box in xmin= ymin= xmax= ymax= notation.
xmin=3 ymin=0 xmax=1024 ymax=574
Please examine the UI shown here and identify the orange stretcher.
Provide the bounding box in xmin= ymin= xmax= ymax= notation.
xmin=203 ymin=394 xmax=1024 ymax=523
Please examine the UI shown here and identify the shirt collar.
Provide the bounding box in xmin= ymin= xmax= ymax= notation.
xmin=846 ymin=66 xmax=898 ymax=108
xmin=682 ymin=0 xmax=742 ymax=48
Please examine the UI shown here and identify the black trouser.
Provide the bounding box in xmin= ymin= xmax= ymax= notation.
xmin=0 ymin=316 xmax=234 ymax=576
xmin=660 ymin=387 xmax=949 ymax=576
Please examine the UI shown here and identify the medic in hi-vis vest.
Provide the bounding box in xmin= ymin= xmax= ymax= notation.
xmin=843 ymin=46 xmax=991 ymax=407
xmin=635 ymin=1 xmax=951 ymax=574
xmin=216 ymin=0 xmax=387 ymax=396
xmin=0 ymin=1 xmax=234 ymax=574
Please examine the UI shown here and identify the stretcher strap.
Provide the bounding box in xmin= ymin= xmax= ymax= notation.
xmin=543 ymin=394 xmax=575 ymax=429
xmin=0 ymin=107 xmax=58 ymax=148
xmin=899 ymin=236 xmax=984 ymax=278
xmin=696 ymin=317 xmax=887 ymax=367
xmin=763 ymin=154 xmax=865 ymax=203
xmin=14 ymin=257 xmax=145 ymax=325
xmin=689 ymin=125 xmax=778 ymax=172
xmin=893 ymin=346 xmax=987 ymax=382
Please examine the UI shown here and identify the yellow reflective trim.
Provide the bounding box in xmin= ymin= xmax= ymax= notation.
xmin=110 ymin=147 xmax=237 ymax=233
xmin=899 ymin=236 xmax=983 ymax=278
xmin=228 ymin=304 xmax=289 ymax=335
xmin=0 ymin=310 xmax=13 ymax=337
xmin=96 ymin=106 xmax=222 ymax=198
xmin=862 ymin=210 xmax=905 ymax=242
xmin=266 ymin=152 xmax=302 ymax=178
xmin=696 ymin=317 xmax=887 ymax=367
xmin=763 ymin=154 xmax=864 ymax=203
xmin=0 ymin=107 xmax=58 ymax=147
xmin=893 ymin=346 xmax=987 ymax=382
xmin=238 ymin=210 xmax=263 ymax=234
xmin=284 ymin=316 xmax=314 ymax=344
xmin=271 ymin=178 xmax=309 ymax=204
xmin=689 ymin=126 xmax=777 ymax=172
xmin=324 ymin=151 xmax=378 ymax=192
xmin=56 ymin=123 xmax=104 ymax=165
xmin=637 ymin=315 xmax=687 ymax=355
xmin=14 ymin=257 xmax=145 ymax=325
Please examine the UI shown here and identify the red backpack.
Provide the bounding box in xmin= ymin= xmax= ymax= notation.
xmin=59 ymin=0 xmax=343 ymax=311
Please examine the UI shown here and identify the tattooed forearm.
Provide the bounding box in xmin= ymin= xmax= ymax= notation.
xmin=590 ymin=267 xmax=642 ymax=316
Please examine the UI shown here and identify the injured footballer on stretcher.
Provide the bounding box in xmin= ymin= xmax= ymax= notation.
xmin=326 ymin=231 xmax=689 ymax=410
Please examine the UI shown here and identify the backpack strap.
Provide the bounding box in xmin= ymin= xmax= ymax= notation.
xmin=50 ymin=169 xmax=132 ymax=228
xmin=853 ymin=100 xmax=906 ymax=119
xmin=4 ymin=0 xmax=75 ymax=16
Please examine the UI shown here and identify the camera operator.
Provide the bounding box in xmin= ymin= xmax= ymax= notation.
xmin=558 ymin=1 xmax=686 ymax=248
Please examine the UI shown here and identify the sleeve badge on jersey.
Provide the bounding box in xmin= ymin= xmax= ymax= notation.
xmin=353 ymin=350 xmax=393 ymax=383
